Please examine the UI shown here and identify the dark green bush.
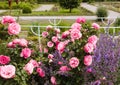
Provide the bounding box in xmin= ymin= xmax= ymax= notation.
xmin=96 ymin=7 xmax=108 ymax=21
xmin=114 ymin=18 xmax=120 ymax=26
xmin=22 ymin=6 xmax=32 ymax=14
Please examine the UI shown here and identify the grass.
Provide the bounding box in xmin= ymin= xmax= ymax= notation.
xmin=0 ymin=6 xmax=94 ymax=16
xmin=91 ymin=1 xmax=120 ymax=13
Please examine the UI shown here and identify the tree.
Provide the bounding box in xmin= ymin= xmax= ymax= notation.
xmin=59 ymin=0 xmax=81 ymax=13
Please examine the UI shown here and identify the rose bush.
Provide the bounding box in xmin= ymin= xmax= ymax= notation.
xmin=0 ymin=16 xmax=100 ymax=85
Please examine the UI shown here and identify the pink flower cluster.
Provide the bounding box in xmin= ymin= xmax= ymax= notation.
xmin=23 ymin=59 xmax=39 ymax=75
xmin=1 ymin=16 xmax=21 ymax=35
xmin=7 ymin=38 xmax=28 ymax=48
xmin=0 ymin=65 xmax=16 ymax=79
xmin=84 ymin=35 xmax=99 ymax=67
xmin=0 ymin=55 xmax=10 ymax=65
xmin=20 ymin=48 xmax=32 ymax=59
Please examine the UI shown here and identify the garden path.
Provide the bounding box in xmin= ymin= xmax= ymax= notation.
xmin=0 ymin=10 xmax=7 ymax=13
xmin=34 ymin=4 xmax=54 ymax=11
xmin=81 ymin=3 xmax=120 ymax=18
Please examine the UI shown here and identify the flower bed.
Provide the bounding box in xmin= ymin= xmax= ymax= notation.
xmin=0 ymin=16 xmax=100 ymax=85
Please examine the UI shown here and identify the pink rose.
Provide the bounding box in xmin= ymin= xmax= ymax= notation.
xmin=44 ymin=48 xmax=48 ymax=53
xmin=58 ymin=61 xmax=63 ymax=65
xmin=12 ymin=39 xmax=20 ymax=44
xmin=88 ymin=35 xmax=98 ymax=45
xmin=52 ymin=36 xmax=58 ymax=43
xmin=48 ymin=54 xmax=54 ymax=59
xmin=7 ymin=42 xmax=15 ymax=48
xmin=76 ymin=17 xmax=86 ymax=23
xmin=8 ymin=22 xmax=21 ymax=35
xmin=20 ymin=48 xmax=32 ymax=59
xmin=29 ymin=59 xmax=39 ymax=68
xmin=56 ymin=42 xmax=66 ymax=53
xmin=42 ymin=31 xmax=49 ymax=38
xmin=84 ymin=55 xmax=92 ymax=66
xmin=46 ymin=25 xmax=53 ymax=31
xmin=92 ymin=23 xmax=100 ymax=30
xmin=69 ymin=57 xmax=79 ymax=68
xmin=1 ymin=16 xmax=16 ymax=25
xmin=0 ymin=65 xmax=15 ymax=79
xmin=55 ymin=28 xmax=60 ymax=34
xmin=36 ymin=68 xmax=45 ymax=77
xmin=71 ymin=23 xmax=82 ymax=30
xmin=47 ymin=41 xmax=54 ymax=48
xmin=51 ymin=76 xmax=57 ymax=85
xmin=0 ymin=55 xmax=10 ymax=65
xmin=64 ymin=40 xmax=70 ymax=45
xmin=84 ymin=43 xmax=94 ymax=53
xmin=70 ymin=29 xmax=82 ymax=41
xmin=61 ymin=31 xmax=70 ymax=38
xmin=60 ymin=66 xmax=71 ymax=72
xmin=23 ymin=63 xmax=34 ymax=75
xmin=19 ymin=38 xmax=28 ymax=47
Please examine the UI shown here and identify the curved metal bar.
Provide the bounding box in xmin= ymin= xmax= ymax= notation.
xmin=30 ymin=26 xmax=40 ymax=36
xmin=49 ymin=18 xmax=61 ymax=25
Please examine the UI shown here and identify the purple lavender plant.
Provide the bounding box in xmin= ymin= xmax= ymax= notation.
xmin=87 ymin=34 xmax=120 ymax=85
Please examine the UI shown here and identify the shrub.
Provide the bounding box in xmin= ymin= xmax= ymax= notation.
xmin=96 ymin=7 xmax=108 ymax=21
xmin=114 ymin=18 xmax=120 ymax=26
xmin=22 ymin=6 xmax=32 ymax=14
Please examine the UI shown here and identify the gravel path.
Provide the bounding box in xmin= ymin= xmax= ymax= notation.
xmin=81 ymin=3 xmax=120 ymax=18
xmin=0 ymin=10 xmax=7 ymax=13
xmin=15 ymin=16 xmax=97 ymax=20
xmin=34 ymin=4 xmax=54 ymax=11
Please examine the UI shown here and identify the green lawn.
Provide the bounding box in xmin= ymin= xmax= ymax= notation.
xmin=0 ymin=6 xmax=94 ymax=16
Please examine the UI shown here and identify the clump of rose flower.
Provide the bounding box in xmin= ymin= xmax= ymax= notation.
xmin=1 ymin=16 xmax=21 ymax=35
xmin=0 ymin=16 xmax=100 ymax=85
xmin=37 ymin=17 xmax=100 ymax=84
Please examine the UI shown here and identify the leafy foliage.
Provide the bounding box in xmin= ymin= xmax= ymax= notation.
xmin=59 ymin=0 xmax=81 ymax=13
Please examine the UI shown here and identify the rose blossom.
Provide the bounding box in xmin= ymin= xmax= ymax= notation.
xmin=92 ymin=23 xmax=100 ymax=30
xmin=46 ymin=25 xmax=53 ymax=31
xmin=7 ymin=42 xmax=15 ymax=48
xmin=76 ymin=17 xmax=86 ymax=23
xmin=88 ymin=35 xmax=98 ymax=45
xmin=56 ymin=42 xmax=66 ymax=53
xmin=0 ymin=65 xmax=15 ymax=79
xmin=8 ymin=22 xmax=21 ymax=35
xmin=47 ymin=41 xmax=54 ymax=48
xmin=52 ymin=36 xmax=58 ymax=43
xmin=36 ymin=68 xmax=45 ymax=77
xmin=71 ymin=23 xmax=82 ymax=30
xmin=84 ymin=55 xmax=92 ymax=66
xmin=44 ymin=48 xmax=48 ymax=53
xmin=55 ymin=28 xmax=60 ymax=34
xmin=42 ymin=31 xmax=49 ymax=38
xmin=12 ymin=39 xmax=20 ymax=44
xmin=51 ymin=76 xmax=57 ymax=85
xmin=60 ymin=66 xmax=71 ymax=72
xmin=48 ymin=54 xmax=54 ymax=59
xmin=23 ymin=63 xmax=34 ymax=75
xmin=1 ymin=16 xmax=16 ymax=25
xmin=84 ymin=43 xmax=94 ymax=53
xmin=70 ymin=29 xmax=82 ymax=41
xmin=19 ymin=38 xmax=28 ymax=47
xmin=20 ymin=48 xmax=32 ymax=59
xmin=64 ymin=40 xmax=70 ymax=45
xmin=61 ymin=31 xmax=70 ymax=38
xmin=29 ymin=59 xmax=39 ymax=68
xmin=0 ymin=55 xmax=10 ymax=65
xmin=69 ymin=57 xmax=79 ymax=68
